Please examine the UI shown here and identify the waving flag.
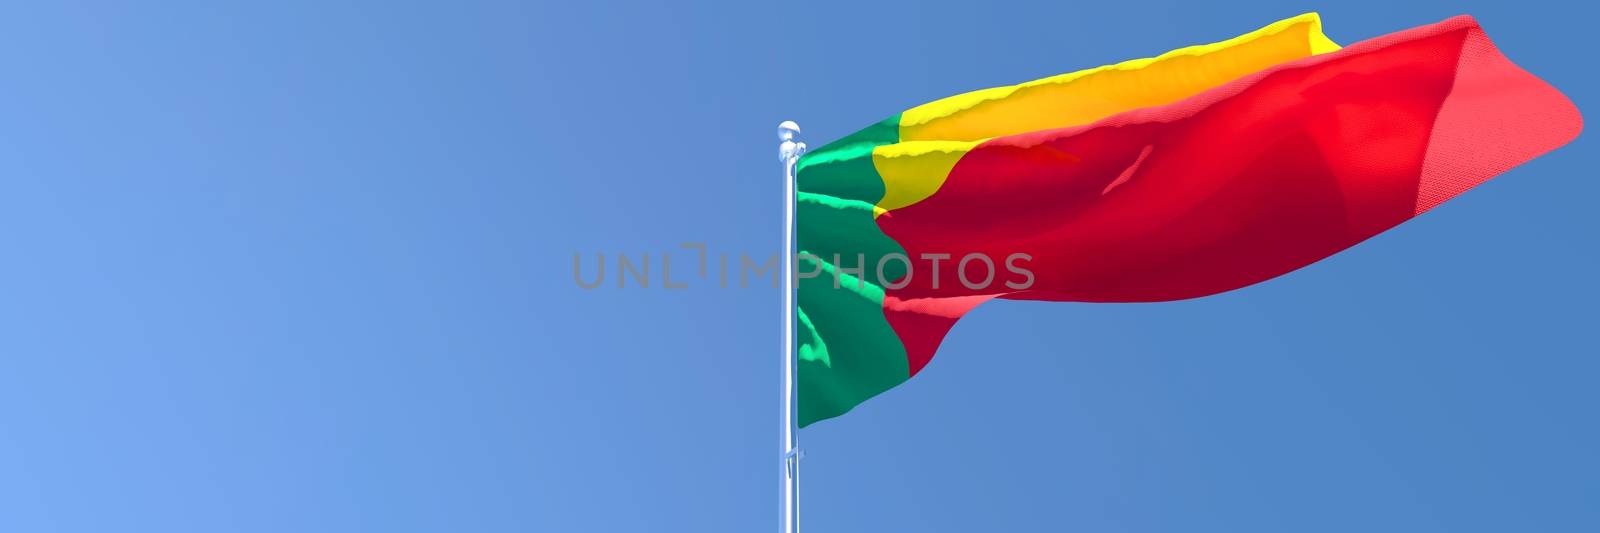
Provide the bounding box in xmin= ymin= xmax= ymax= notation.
xmin=795 ymin=14 xmax=1581 ymax=427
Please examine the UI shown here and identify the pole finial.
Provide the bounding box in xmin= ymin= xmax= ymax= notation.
xmin=779 ymin=121 xmax=806 ymax=165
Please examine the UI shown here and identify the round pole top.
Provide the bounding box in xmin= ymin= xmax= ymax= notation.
xmin=778 ymin=121 xmax=801 ymax=141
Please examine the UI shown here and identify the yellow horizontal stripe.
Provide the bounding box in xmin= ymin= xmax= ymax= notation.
xmin=868 ymin=13 xmax=1340 ymax=218
xmin=898 ymin=13 xmax=1340 ymax=143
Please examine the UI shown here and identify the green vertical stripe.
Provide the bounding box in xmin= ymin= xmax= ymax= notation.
xmin=795 ymin=114 xmax=912 ymax=427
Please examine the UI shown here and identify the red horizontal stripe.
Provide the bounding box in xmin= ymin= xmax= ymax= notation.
xmin=879 ymin=16 xmax=1580 ymax=376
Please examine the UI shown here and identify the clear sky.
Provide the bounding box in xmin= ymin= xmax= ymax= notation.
xmin=0 ymin=1 xmax=1594 ymax=531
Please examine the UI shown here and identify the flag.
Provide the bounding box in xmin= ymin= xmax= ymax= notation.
xmin=795 ymin=14 xmax=1581 ymax=427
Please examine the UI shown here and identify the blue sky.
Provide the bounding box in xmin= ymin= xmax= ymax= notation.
xmin=0 ymin=1 xmax=1594 ymax=531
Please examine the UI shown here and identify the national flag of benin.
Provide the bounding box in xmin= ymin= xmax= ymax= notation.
xmin=795 ymin=14 xmax=1581 ymax=427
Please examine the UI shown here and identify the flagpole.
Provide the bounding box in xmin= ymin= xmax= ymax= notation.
xmin=778 ymin=120 xmax=805 ymax=533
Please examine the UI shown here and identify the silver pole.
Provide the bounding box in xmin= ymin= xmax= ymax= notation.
xmin=778 ymin=121 xmax=805 ymax=533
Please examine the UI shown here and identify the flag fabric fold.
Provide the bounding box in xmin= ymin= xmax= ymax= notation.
xmin=795 ymin=13 xmax=1581 ymax=427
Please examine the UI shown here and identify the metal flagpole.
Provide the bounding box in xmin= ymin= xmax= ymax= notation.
xmin=778 ymin=121 xmax=805 ymax=533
